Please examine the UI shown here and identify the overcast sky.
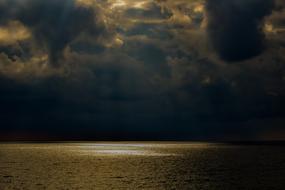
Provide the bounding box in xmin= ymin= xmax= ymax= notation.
xmin=0 ymin=0 xmax=285 ymax=140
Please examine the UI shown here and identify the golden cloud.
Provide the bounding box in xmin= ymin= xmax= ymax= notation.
xmin=0 ymin=21 xmax=31 ymax=45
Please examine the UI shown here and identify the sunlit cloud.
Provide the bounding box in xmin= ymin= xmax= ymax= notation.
xmin=264 ymin=23 xmax=285 ymax=34
xmin=76 ymin=0 xmax=94 ymax=7
xmin=0 ymin=21 xmax=31 ymax=45
xmin=110 ymin=0 xmax=127 ymax=9
xmin=194 ymin=4 xmax=204 ymax=13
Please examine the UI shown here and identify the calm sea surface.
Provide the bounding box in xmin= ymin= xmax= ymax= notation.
xmin=0 ymin=142 xmax=284 ymax=190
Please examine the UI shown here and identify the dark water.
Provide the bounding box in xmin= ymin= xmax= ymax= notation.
xmin=0 ymin=142 xmax=284 ymax=190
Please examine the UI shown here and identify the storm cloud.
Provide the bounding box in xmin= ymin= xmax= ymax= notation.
xmin=0 ymin=0 xmax=104 ymax=65
xmin=206 ymin=0 xmax=275 ymax=62
xmin=0 ymin=0 xmax=285 ymax=140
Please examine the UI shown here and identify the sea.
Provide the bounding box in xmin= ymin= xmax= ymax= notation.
xmin=0 ymin=142 xmax=284 ymax=190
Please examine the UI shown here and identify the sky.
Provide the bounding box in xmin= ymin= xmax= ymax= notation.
xmin=0 ymin=0 xmax=285 ymax=141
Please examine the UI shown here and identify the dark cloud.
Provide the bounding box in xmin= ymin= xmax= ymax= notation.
xmin=0 ymin=0 xmax=285 ymax=140
xmin=0 ymin=45 xmax=22 ymax=61
xmin=206 ymin=0 xmax=275 ymax=62
xmin=0 ymin=0 xmax=104 ymax=65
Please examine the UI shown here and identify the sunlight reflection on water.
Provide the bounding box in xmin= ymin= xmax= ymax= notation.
xmin=76 ymin=149 xmax=174 ymax=156
xmin=72 ymin=143 xmax=181 ymax=156
xmin=6 ymin=142 xmax=214 ymax=156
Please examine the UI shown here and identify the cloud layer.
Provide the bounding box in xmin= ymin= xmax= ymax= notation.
xmin=0 ymin=0 xmax=285 ymax=140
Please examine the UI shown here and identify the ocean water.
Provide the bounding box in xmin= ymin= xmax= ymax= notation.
xmin=0 ymin=142 xmax=284 ymax=190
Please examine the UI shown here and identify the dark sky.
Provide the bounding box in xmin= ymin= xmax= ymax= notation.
xmin=0 ymin=0 xmax=285 ymax=141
